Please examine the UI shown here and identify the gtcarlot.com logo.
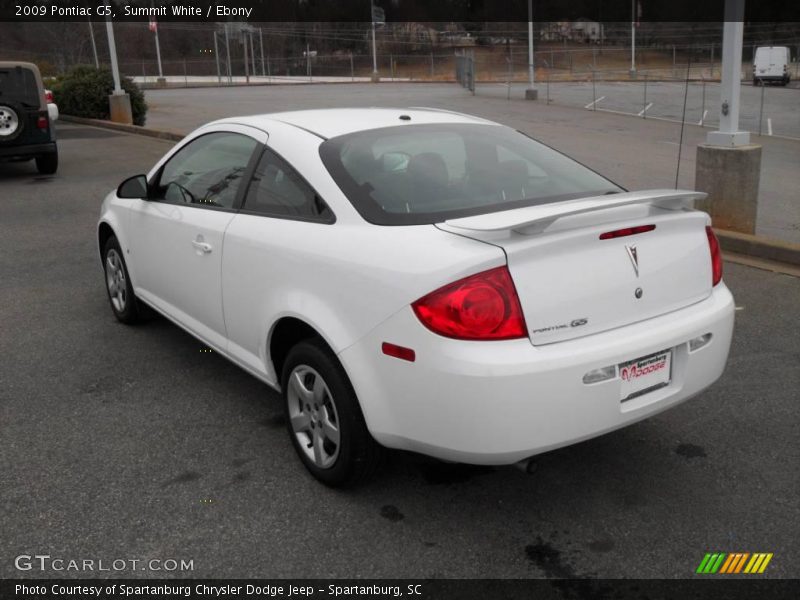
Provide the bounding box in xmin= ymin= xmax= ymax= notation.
xmin=696 ymin=552 xmax=773 ymax=574
xmin=15 ymin=554 xmax=194 ymax=573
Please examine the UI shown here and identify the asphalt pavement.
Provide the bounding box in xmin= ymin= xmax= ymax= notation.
xmin=0 ymin=123 xmax=798 ymax=579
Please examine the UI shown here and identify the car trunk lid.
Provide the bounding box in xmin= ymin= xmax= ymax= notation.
xmin=438 ymin=189 xmax=713 ymax=345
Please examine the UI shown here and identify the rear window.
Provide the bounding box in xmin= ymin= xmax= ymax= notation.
xmin=319 ymin=123 xmax=623 ymax=225
xmin=0 ymin=66 xmax=40 ymax=107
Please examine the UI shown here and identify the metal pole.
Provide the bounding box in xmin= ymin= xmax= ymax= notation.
xmin=214 ymin=31 xmax=221 ymax=83
xmin=88 ymin=18 xmax=99 ymax=68
xmin=306 ymin=43 xmax=311 ymax=81
xmin=430 ymin=52 xmax=434 ymax=79
xmin=592 ymin=68 xmax=596 ymax=110
xmin=630 ymin=0 xmax=636 ymax=76
xmin=183 ymin=59 xmax=187 ymax=87
xmin=710 ymin=42 xmax=714 ymax=77
xmin=701 ymin=76 xmax=706 ymax=124
xmin=250 ymin=31 xmax=257 ymax=79
xmin=370 ymin=0 xmax=378 ymax=78
xmin=224 ymin=24 xmax=232 ymax=84
xmin=706 ymin=0 xmax=748 ymax=146
xmin=259 ymin=28 xmax=265 ymax=77
xmin=758 ymin=81 xmax=765 ymax=136
xmin=104 ymin=5 xmax=123 ymax=94
xmin=350 ymin=52 xmax=354 ymax=81
xmin=244 ymin=32 xmax=250 ymax=84
xmin=527 ymin=0 xmax=534 ymax=88
xmin=154 ymin=20 xmax=163 ymax=77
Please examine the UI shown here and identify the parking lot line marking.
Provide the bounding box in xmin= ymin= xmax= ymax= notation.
xmin=638 ymin=102 xmax=653 ymax=117
xmin=767 ymin=118 xmax=773 ymax=136
xmin=584 ymin=95 xmax=605 ymax=109
xmin=699 ymin=109 xmax=708 ymax=125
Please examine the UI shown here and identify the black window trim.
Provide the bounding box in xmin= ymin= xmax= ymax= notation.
xmin=237 ymin=143 xmax=336 ymax=225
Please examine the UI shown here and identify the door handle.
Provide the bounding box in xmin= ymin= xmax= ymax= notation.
xmin=191 ymin=240 xmax=213 ymax=253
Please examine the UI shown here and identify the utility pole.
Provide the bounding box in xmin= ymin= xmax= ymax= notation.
xmin=103 ymin=1 xmax=132 ymax=124
xmin=525 ymin=0 xmax=537 ymax=99
xmin=224 ymin=23 xmax=232 ymax=84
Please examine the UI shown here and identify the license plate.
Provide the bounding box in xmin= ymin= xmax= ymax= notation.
xmin=619 ymin=349 xmax=672 ymax=401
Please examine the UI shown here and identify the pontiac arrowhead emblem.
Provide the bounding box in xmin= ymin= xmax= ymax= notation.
xmin=625 ymin=244 xmax=639 ymax=277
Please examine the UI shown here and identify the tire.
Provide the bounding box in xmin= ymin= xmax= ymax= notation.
xmin=282 ymin=339 xmax=382 ymax=487
xmin=102 ymin=235 xmax=141 ymax=324
xmin=0 ymin=103 xmax=24 ymax=142
xmin=35 ymin=150 xmax=58 ymax=175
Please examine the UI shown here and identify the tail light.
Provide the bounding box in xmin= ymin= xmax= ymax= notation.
xmin=45 ymin=90 xmax=54 ymax=103
xmin=705 ymin=226 xmax=722 ymax=286
xmin=412 ymin=266 xmax=527 ymax=340
xmin=36 ymin=116 xmax=48 ymax=129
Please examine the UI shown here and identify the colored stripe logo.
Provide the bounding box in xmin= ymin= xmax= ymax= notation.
xmin=696 ymin=552 xmax=773 ymax=574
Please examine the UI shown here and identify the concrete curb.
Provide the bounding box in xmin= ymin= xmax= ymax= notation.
xmin=59 ymin=114 xmax=184 ymax=142
xmin=60 ymin=114 xmax=800 ymax=268
xmin=715 ymin=229 xmax=800 ymax=267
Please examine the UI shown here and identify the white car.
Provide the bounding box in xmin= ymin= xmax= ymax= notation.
xmin=98 ymin=108 xmax=734 ymax=486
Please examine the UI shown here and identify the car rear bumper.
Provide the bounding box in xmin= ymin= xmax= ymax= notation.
xmin=339 ymin=284 xmax=735 ymax=464
xmin=0 ymin=142 xmax=56 ymax=160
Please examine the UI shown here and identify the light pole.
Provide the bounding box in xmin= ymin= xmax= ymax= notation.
xmin=104 ymin=1 xmax=132 ymax=124
xmin=525 ymin=0 xmax=537 ymax=99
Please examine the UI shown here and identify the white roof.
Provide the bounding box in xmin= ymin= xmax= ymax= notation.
xmin=219 ymin=108 xmax=499 ymax=139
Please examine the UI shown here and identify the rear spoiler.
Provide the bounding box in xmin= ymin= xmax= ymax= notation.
xmin=443 ymin=189 xmax=706 ymax=233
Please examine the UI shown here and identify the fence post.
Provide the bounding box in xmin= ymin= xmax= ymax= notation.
xmin=758 ymin=81 xmax=765 ymax=136
xmin=430 ymin=52 xmax=434 ymax=79
xmin=710 ymin=42 xmax=714 ymax=77
xmin=592 ymin=67 xmax=596 ymax=110
xmin=350 ymin=52 xmax=354 ymax=82
xmin=390 ymin=54 xmax=394 ymax=81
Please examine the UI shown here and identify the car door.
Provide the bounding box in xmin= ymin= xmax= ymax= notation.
xmin=126 ymin=125 xmax=263 ymax=348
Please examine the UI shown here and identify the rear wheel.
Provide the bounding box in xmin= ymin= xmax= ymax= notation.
xmin=282 ymin=339 xmax=382 ymax=487
xmin=103 ymin=235 xmax=141 ymax=324
xmin=35 ymin=150 xmax=58 ymax=175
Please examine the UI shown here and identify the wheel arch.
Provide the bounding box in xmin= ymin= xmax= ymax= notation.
xmin=268 ymin=316 xmax=339 ymax=387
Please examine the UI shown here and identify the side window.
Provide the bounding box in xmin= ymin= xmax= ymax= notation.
xmin=242 ymin=148 xmax=333 ymax=221
xmin=156 ymin=132 xmax=257 ymax=209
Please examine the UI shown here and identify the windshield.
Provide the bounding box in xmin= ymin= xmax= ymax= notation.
xmin=0 ymin=66 xmax=40 ymax=107
xmin=319 ymin=123 xmax=623 ymax=225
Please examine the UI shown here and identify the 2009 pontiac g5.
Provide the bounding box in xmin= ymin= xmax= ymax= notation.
xmin=98 ymin=109 xmax=734 ymax=486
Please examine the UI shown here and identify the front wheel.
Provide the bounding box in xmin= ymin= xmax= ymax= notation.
xmin=103 ymin=235 xmax=141 ymax=324
xmin=282 ymin=339 xmax=382 ymax=487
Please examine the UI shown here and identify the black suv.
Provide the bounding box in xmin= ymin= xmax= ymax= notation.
xmin=0 ymin=62 xmax=58 ymax=174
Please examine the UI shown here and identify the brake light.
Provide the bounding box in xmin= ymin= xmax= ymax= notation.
xmin=45 ymin=90 xmax=54 ymax=103
xmin=706 ymin=226 xmax=722 ymax=286
xmin=599 ymin=224 xmax=656 ymax=240
xmin=36 ymin=116 xmax=48 ymax=129
xmin=412 ymin=266 xmax=527 ymax=340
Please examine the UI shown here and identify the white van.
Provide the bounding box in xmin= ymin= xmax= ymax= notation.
xmin=753 ymin=46 xmax=791 ymax=86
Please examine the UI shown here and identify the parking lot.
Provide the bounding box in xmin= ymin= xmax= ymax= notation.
xmin=1 ymin=121 xmax=798 ymax=579
xmin=141 ymin=83 xmax=800 ymax=244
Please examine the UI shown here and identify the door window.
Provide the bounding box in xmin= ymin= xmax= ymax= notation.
xmin=156 ymin=132 xmax=258 ymax=209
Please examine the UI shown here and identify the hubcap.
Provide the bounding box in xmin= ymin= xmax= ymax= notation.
xmin=105 ymin=249 xmax=127 ymax=312
xmin=287 ymin=365 xmax=341 ymax=469
xmin=0 ymin=107 xmax=19 ymax=137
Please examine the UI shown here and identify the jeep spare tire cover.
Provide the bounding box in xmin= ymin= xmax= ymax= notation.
xmin=0 ymin=103 xmax=24 ymax=141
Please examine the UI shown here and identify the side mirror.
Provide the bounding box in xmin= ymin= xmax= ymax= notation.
xmin=117 ymin=174 xmax=148 ymax=199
